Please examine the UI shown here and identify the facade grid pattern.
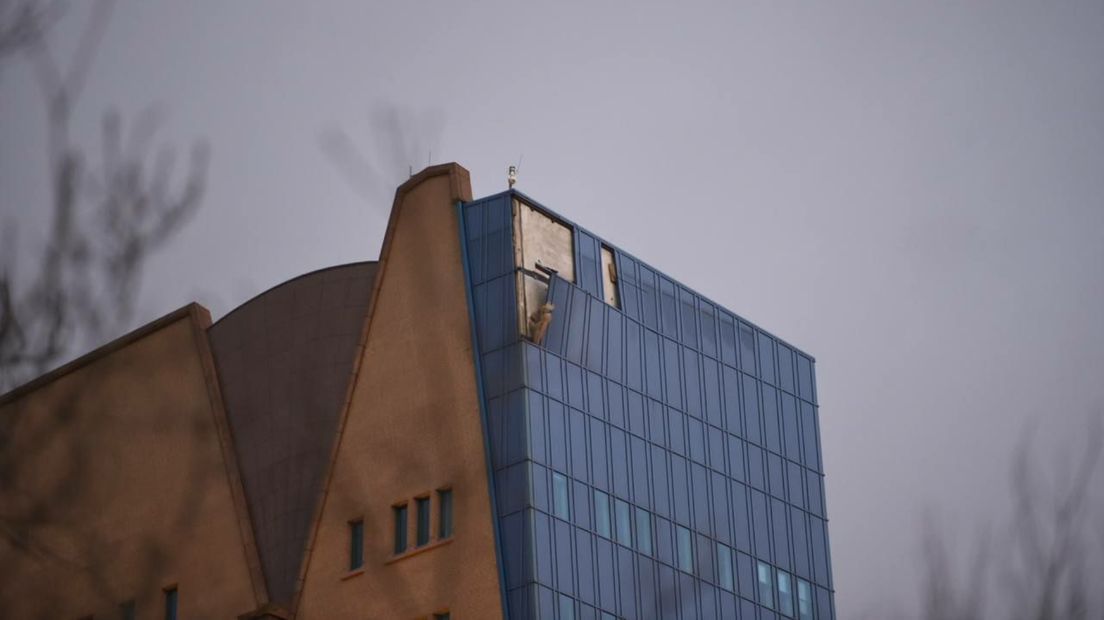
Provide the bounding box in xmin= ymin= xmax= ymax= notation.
xmin=461 ymin=192 xmax=835 ymax=620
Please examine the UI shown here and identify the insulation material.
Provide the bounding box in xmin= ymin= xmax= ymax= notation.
xmin=513 ymin=199 xmax=575 ymax=340
xmin=601 ymin=245 xmax=620 ymax=308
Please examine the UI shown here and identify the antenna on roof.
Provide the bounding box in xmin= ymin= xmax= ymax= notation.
xmin=508 ymin=154 xmax=523 ymax=189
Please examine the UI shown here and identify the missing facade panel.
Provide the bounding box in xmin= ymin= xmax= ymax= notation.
xmin=513 ymin=199 xmax=575 ymax=341
xmin=601 ymin=246 xmax=620 ymax=308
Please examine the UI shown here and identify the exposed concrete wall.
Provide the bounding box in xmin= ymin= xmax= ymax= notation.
xmin=0 ymin=307 xmax=263 ymax=620
xmin=296 ymin=164 xmax=505 ymax=619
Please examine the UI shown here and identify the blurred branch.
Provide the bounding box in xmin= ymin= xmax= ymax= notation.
xmin=0 ymin=0 xmax=208 ymax=390
xmin=916 ymin=415 xmax=1104 ymax=620
xmin=318 ymin=101 xmax=445 ymax=209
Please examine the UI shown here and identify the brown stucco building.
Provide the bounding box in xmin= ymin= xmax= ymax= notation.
xmin=1 ymin=164 xmax=499 ymax=619
xmin=1 ymin=163 xmax=836 ymax=620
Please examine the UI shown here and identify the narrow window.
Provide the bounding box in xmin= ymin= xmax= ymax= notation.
xmin=594 ymin=490 xmax=611 ymax=538
xmin=349 ymin=519 xmax=364 ymax=570
xmin=757 ymin=561 xmax=774 ymax=608
xmin=552 ymin=472 xmax=570 ymax=519
xmin=614 ymin=499 xmax=633 ymax=546
xmin=416 ymin=497 xmax=431 ymax=546
xmin=438 ymin=489 xmax=454 ymax=538
xmin=119 ymin=600 xmax=136 ymax=620
xmin=393 ymin=504 xmax=408 ymax=554
xmin=433 ymin=613 xmax=450 ymax=620
xmin=778 ymin=570 xmax=795 ymax=617
xmin=717 ymin=543 xmax=734 ymax=592
xmin=676 ymin=526 xmax=694 ymax=572
xmin=635 ymin=508 xmax=653 ymax=555
xmin=164 ymin=587 xmax=178 ymax=620
xmin=797 ymin=579 xmax=814 ymax=620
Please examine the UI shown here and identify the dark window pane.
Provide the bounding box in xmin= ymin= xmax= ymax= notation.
xmin=679 ymin=287 xmax=698 ymax=348
xmin=778 ymin=343 xmax=795 ymax=393
xmin=758 ymin=332 xmax=776 ymax=385
xmin=416 ymin=497 xmax=431 ymax=546
xmin=438 ymin=489 xmax=454 ymax=538
xmin=635 ymin=508 xmax=653 ymax=555
xmin=433 ymin=613 xmax=451 ymax=620
xmin=676 ymin=525 xmax=694 ymax=572
xmin=720 ymin=314 xmax=738 ymax=367
xmin=349 ymin=520 xmax=364 ymax=570
xmin=164 ymin=587 xmax=178 ymax=620
xmin=738 ymin=323 xmax=757 ymax=375
xmin=393 ymin=504 xmax=408 ymax=554
xmin=659 ymin=277 xmax=678 ymax=338
xmin=120 ymin=600 xmax=136 ymax=620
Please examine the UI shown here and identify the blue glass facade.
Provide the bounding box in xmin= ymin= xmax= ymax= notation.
xmin=459 ymin=191 xmax=834 ymax=620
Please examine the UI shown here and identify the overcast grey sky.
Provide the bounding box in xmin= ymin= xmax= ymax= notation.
xmin=3 ymin=1 xmax=1103 ymax=616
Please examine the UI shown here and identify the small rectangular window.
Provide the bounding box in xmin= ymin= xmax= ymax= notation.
xmin=393 ymin=504 xmax=408 ymax=554
xmin=778 ymin=570 xmax=795 ymax=617
xmin=676 ymin=526 xmax=694 ymax=572
xmin=119 ymin=600 xmax=136 ymax=620
xmin=552 ymin=472 xmax=570 ymax=519
xmin=757 ymin=561 xmax=774 ymax=608
xmin=717 ymin=543 xmax=734 ymax=592
xmin=635 ymin=508 xmax=653 ymax=555
xmin=797 ymin=579 xmax=814 ymax=620
xmin=594 ymin=490 xmax=611 ymax=538
xmin=164 ymin=586 xmax=178 ymax=620
xmin=349 ymin=519 xmax=364 ymax=570
xmin=433 ymin=613 xmax=450 ymax=620
xmin=614 ymin=498 xmax=633 ymax=546
xmin=416 ymin=497 xmax=431 ymax=546
xmin=438 ymin=489 xmax=454 ymax=538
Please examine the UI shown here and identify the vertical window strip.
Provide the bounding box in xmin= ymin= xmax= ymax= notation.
xmin=717 ymin=543 xmax=734 ymax=592
xmin=349 ymin=519 xmax=364 ymax=570
xmin=676 ymin=525 xmax=693 ymax=572
xmin=757 ymin=561 xmax=775 ymax=609
xmin=778 ymin=570 xmax=795 ymax=617
xmin=635 ymin=508 xmax=653 ymax=555
xmin=552 ymin=472 xmax=570 ymax=520
xmin=416 ymin=497 xmax=431 ymax=547
xmin=163 ymin=586 xmax=178 ymax=620
xmin=797 ymin=579 xmax=814 ymax=620
xmin=614 ymin=498 xmax=633 ymax=546
xmin=393 ymin=504 xmax=408 ymax=554
xmin=594 ymin=490 xmax=611 ymax=538
xmin=438 ymin=489 xmax=454 ymax=539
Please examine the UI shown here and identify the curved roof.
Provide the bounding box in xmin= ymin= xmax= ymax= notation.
xmin=207 ymin=261 xmax=378 ymax=607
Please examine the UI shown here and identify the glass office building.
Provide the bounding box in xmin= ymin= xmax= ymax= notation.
xmin=460 ymin=190 xmax=835 ymax=620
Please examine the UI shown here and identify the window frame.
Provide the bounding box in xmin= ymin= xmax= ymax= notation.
xmin=348 ymin=518 xmax=365 ymax=571
xmin=415 ymin=496 xmax=431 ymax=547
xmin=437 ymin=488 xmax=454 ymax=539
xmin=163 ymin=585 xmax=178 ymax=620
xmin=393 ymin=503 xmax=409 ymax=555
